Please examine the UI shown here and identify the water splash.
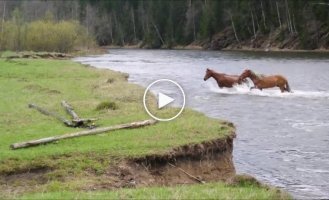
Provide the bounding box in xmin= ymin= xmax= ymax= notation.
xmin=206 ymin=82 xmax=329 ymax=99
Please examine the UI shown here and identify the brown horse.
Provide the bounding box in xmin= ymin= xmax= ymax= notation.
xmin=238 ymin=69 xmax=292 ymax=93
xmin=204 ymin=68 xmax=247 ymax=88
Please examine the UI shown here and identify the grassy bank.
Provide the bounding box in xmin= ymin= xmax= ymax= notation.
xmin=0 ymin=58 xmax=233 ymax=160
xmin=0 ymin=58 xmax=290 ymax=199
xmin=20 ymin=182 xmax=289 ymax=200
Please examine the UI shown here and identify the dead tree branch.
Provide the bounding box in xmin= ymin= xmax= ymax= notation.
xmin=28 ymin=103 xmax=73 ymax=127
xmin=60 ymin=100 xmax=97 ymax=128
xmin=61 ymin=100 xmax=80 ymax=121
xmin=10 ymin=119 xmax=158 ymax=149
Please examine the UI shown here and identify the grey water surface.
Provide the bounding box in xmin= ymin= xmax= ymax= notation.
xmin=75 ymin=49 xmax=329 ymax=199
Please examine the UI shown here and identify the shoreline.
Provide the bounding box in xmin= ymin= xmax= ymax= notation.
xmin=78 ymin=52 xmax=304 ymax=197
xmin=103 ymin=44 xmax=329 ymax=53
xmin=0 ymin=57 xmax=291 ymax=199
xmin=76 ymin=59 xmax=292 ymax=198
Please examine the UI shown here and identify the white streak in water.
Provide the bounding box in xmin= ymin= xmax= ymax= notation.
xmin=206 ymin=81 xmax=329 ymax=99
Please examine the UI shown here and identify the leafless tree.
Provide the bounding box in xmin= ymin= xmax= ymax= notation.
xmin=131 ymin=7 xmax=137 ymax=42
xmin=250 ymin=7 xmax=256 ymax=39
xmin=185 ymin=0 xmax=197 ymax=41
xmin=229 ymin=11 xmax=240 ymax=43
xmin=276 ymin=1 xmax=282 ymax=29
xmin=261 ymin=0 xmax=267 ymax=29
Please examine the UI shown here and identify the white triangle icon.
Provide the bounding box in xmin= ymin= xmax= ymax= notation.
xmin=158 ymin=92 xmax=175 ymax=109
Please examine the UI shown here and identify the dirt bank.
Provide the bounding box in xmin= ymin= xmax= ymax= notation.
xmin=1 ymin=132 xmax=237 ymax=194
xmin=89 ymin=134 xmax=236 ymax=190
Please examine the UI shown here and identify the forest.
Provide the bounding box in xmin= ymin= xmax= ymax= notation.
xmin=0 ymin=0 xmax=328 ymax=52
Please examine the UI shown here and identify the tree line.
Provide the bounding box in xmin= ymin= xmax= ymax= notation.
xmin=0 ymin=0 xmax=328 ymax=52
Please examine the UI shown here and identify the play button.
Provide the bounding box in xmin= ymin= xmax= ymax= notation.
xmin=143 ymin=79 xmax=185 ymax=121
xmin=158 ymin=92 xmax=174 ymax=109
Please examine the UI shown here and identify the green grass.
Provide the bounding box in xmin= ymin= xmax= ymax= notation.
xmin=19 ymin=182 xmax=290 ymax=200
xmin=0 ymin=58 xmax=290 ymax=199
xmin=0 ymin=50 xmax=18 ymax=57
xmin=0 ymin=58 xmax=232 ymax=162
xmin=95 ymin=101 xmax=119 ymax=110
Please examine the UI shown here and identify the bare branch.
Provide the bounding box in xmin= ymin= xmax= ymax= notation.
xmin=11 ymin=119 xmax=158 ymax=149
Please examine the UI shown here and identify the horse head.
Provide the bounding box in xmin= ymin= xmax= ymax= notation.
xmin=238 ymin=69 xmax=252 ymax=83
xmin=204 ymin=68 xmax=213 ymax=81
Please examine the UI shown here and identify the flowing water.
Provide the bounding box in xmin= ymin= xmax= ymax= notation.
xmin=75 ymin=49 xmax=329 ymax=199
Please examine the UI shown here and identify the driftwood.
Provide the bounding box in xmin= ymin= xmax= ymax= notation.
xmin=10 ymin=119 xmax=157 ymax=150
xmin=29 ymin=102 xmax=97 ymax=128
xmin=61 ymin=100 xmax=80 ymax=121
xmin=61 ymin=100 xmax=97 ymax=128
xmin=28 ymin=103 xmax=73 ymax=127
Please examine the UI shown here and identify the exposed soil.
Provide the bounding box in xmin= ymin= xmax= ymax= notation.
xmin=1 ymin=132 xmax=237 ymax=194
xmin=0 ymin=167 xmax=51 ymax=197
xmin=87 ymin=134 xmax=236 ymax=190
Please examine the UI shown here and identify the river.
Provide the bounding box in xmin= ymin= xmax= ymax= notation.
xmin=75 ymin=49 xmax=329 ymax=199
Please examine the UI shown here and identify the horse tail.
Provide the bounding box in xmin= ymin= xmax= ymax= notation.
xmin=285 ymin=81 xmax=292 ymax=93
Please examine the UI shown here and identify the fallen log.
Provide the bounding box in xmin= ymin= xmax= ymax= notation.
xmin=61 ymin=100 xmax=80 ymax=121
xmin=61 ymin=100 xmax=97 ymax=128
xmin=10 ymin=119 xmax=158 ymax=150
xmin=28 ymin=103 xmax=73 ymax=127
xmin=72 ymin=118 xmax=98 ymax=123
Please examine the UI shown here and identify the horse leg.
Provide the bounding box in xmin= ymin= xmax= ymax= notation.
xmin=285 ymin=81 xmax=292 ymax=93
xmin=279 ymin=86 xmax=285 ymax=93
xmin=251 ymin=82 xmax=263 ymax=91
xmin=250 ymin=86 xmax=261 ymax=91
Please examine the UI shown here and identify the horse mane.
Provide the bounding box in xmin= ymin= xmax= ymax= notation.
xmin=248 ymin=69 xmax=263 ymax=79
xmin=248 ymin=69 xmax=256 ymax=77
xmin=210 ymin=69 xmax=224 ymax=76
